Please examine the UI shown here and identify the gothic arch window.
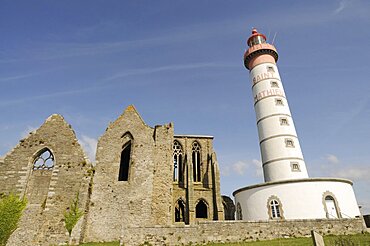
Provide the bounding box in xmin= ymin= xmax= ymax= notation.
xmin=173 ymin=141 xmax=183 ymax=182
xmin=192 ymin=141 xmax=201 ymax=182
xmin=175 ymin=199 xmax=186 ymax=222
xmin=118 ymin=141 xmax=132 ymax=181
xmin=236 ymin=202 xmax=243 ymax=220
xmin=323 ymin=192 xmax=341 ymax=219
xmin=195 ymin=199 xmax=208 ymax=219
xmin=267 ymin=196 xmax=284 ymax=219
xmin=33 ymin=148 xmax=54 ymax=170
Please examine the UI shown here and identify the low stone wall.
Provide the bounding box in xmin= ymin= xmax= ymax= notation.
xmin=121 ymin=218 xmax=365 ymax=246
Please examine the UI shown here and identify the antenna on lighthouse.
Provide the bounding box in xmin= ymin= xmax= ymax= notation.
xmin=272 ymin=31 xmax=278 ymax=45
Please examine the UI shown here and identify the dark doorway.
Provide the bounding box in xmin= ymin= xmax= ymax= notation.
xmin=196 ymin=200 xmax=208 ymax=218
xmin=175 ymin=199 xmax=185 ymax=222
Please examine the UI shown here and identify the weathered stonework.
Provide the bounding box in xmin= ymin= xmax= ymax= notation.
xmin=0 ymin=114 xmax=92 ymax=246
xmin=222 ymin=195 xmax=236 ymax=220
xmin=121 ymin=218 xmax=365 ymax=246
xmin=84 ymin=106 xmax=224 ymax=242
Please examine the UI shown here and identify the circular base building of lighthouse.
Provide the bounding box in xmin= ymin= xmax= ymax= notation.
xmin=233 ymin=178 xmax=361 ymax=221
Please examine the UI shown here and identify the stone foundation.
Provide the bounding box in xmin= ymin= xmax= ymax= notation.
xmin=121 ymin=218 xmax=365 ymax=246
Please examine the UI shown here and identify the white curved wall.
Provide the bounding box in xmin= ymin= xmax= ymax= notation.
xmin=234 ymin=179 xmax=361 ymax=221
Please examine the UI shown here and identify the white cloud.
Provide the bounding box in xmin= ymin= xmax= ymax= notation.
xmin=232 ymin=161 xmax=249 ymax=176
xmin=20 ymin=126 xmax=37 ymax=138
xmin=252 ymin=159 xmax=263 ymax=177
xmin=221 ymin=159 xmax=263 ymax=177
xmin=332 ymin=166 xmax=370 ymax=182
xmin=326 ymin=154 xmax=339 ymax=164
xmin=220 ymin=165 xmax=231 ymax=176
xmin=79 ymin=135 xmax=97 ymax=163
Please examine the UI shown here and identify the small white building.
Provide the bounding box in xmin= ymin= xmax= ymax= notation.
xmin=234 ymin=29 xmax=361 ymax=221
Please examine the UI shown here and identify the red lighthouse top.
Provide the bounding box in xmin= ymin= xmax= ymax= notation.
xmin=247 ymin=28 xmax=267 ymax=47
xmin=243 ymin=28 xmax=278 ymax=70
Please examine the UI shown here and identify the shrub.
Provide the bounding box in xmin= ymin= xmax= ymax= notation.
xmin=64 ymin=192 xmax=85 ymax=237
xmin=0 ymin=193 xmax=27 ymax=246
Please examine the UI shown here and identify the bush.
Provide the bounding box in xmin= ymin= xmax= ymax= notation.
xmin=0 ymin=193 xmax=27 ymax=246
xmin=64 ymin=192 xmax=85 ymax=236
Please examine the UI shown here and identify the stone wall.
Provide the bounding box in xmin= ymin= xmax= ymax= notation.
xmin=0 ymin=114 xmax=92 ymax=246
xmin=121 ymin=218 xmax=365 ymax=246
xmin=84 ymin=106 xmax=174 ymax=242
xmin=172 ymin=136 xmax=224 ymax=224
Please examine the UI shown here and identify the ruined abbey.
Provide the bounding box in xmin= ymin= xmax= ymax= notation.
xmin=0 ymin=105 xmax=239 ymax=245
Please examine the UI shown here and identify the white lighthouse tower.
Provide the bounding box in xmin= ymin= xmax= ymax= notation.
xmin=245 ymin=28 xmax=308 ymax=182
xmin=233 ymin=28 xmax=361 ymax=221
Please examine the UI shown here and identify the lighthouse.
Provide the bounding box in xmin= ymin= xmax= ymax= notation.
xmin=244 ymin=28 xmax=308 ymax=182
xmin=233 ymin=28 xmax=361 ymax=221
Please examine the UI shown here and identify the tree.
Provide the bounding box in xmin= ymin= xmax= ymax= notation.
xmin=0 ymin=193 xmax=27 ymax=246
xmin=64 ymin=192 xmax=84 ymax=237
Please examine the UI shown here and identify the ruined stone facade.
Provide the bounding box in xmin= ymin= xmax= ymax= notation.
xmin=84 ymin=106 xmax=224 ymax=242
xmin=0 ymin=106 xmax=225 ymax=245
xmin=0 ymin=115 xmax=92 ymax=245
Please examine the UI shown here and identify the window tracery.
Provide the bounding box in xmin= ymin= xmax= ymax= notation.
xmin=173 ymin=141 xmax=183 ymax=182
xmin=192 ymin=141 xmax=201 ymax=182
xmin=33 ymin=149 xmax=54 ymax=170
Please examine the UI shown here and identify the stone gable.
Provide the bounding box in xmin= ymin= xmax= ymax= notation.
xmin=0 ymin=114 xmax=92 ymax=246
xmin=85 ymin=105 xmax=174 ymax=242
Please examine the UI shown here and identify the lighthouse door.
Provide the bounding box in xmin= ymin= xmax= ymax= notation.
xmin=325 ymin=196 xmax=338 ymax=218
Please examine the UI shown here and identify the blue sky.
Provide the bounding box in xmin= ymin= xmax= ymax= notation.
xmin=1 ymin=0 xmax=370 ymax=214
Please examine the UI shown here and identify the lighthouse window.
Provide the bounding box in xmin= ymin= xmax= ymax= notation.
xmin=267 ymin=66 xmax=275 ymax=73
xmin=270 ymin=200 xmax=281 ymax=218
xmin=280 ymin=118 xmax=289 ymax=125
xmin=271 ymin=81 xmax=279 ymax=88
xmin=275 ymin=99 xmax=284 ymax=106
xmin=285 ymin=138 xmax=295 ymax=148
xmin=291 ymin=162 xmax=300 ymax=171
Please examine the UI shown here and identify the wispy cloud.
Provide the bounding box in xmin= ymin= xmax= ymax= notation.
xmin=0 ymin=86 xmax=104 ymax=108
xmin=326 ymin=154 xmax=339 ymax=164
xmin=78 ymin=135 xmax=97 ymax=163
xmin=334 ymin=0 xmax=352 ymax=14
xmin=1 ymin=18 xmax=245 ymax=63
xmin=331 ymin=166 xmax=370 ymax=182
xmin=221 ymin=159 xmax=262 ymax=177
xmin=105 ymin=62 xmax=234 ymax=81
xmin=0 ymin=73 xmax=38 ymax=82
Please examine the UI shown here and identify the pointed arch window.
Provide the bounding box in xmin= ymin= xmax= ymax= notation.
xmin=195 ymin=199 xmax=208 ymax=218
xmin=173 ymin=141 xmax=183 ymax=182
xmin=175 ymin=199 xmax=186 ymax=222
xmin=33 ymin=148 xmax=54 ymax=170
xmin=118 ymin=142 xmax=131 ymax=181
xmin=192 ymin=141 xmax=201 ymax=182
